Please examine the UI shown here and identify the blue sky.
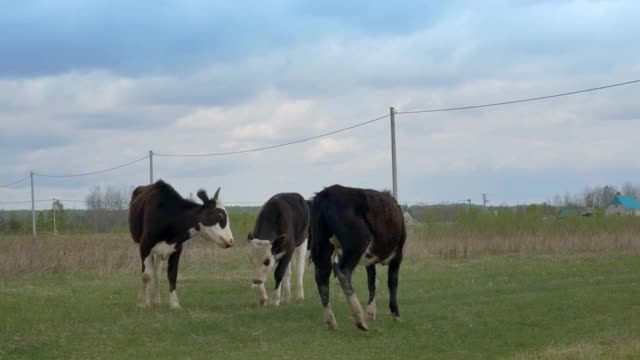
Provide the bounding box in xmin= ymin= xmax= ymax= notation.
xmin=1 ymin=0 xmax=640 ymax=209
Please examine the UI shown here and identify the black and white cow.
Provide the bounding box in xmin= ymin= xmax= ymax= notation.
xmin=247 ymin=193 xmax=310 ymax=306
xmin=310 ymin=184 xmax=406 ymax=331
xmin=128 ymin=180 xmax=234 ymax=309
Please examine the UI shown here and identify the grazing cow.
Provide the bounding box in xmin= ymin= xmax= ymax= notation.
xmin=310 ymin=184 xmax=406 ymax=331
xmin=129 ymin=180 xmax=234 ymax=309
xmin=248 ymin=193 xmax=310 ymax=306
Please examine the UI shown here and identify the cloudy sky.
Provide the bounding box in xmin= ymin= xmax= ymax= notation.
xmin=1 ymin=0 xmax=640 ymax=209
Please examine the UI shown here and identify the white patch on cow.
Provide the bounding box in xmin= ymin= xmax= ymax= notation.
xmin=169 ymin=290 xmax=180 ymax=309
xmin=366 ymin=299 xmax=377 ymax=321
xmin=137 ymin=255 xmax=153 ymax=308
xmin=271 ymin=282 xmax=282 ymax=307
xmin=151 ymin=241 xmax=176 ymax=260
xmin=359 ymin=242 xmax=379 ymax=267
xmin=142 ymin=255 xmax=153 ymax=281
xmin=192 ymin=200 xmax=234 ymax=248
xmin=323 ymin=304 xmax=338 ymax=329
xmin=200 ymin=222 xmax=234 ymax=248
xmin=152 ymin=255 xmax=162 ymax=305
xmin=348 ymin=294 xmax=367 ymax=329
xmin=294 ymin=239 xmax=307 ymax=300
xmin=249 ymin=239 xmax=276 ymax=285
xmin=252 ymin=282 xmax=268 ymax=306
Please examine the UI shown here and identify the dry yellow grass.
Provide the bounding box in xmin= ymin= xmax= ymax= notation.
xmin=404 ymin=226 xmax=640 ymax=260
xmin=2 ymin=223 xmax=639 ymax=274
xmin=0 ymin=234 xmax=230 ymax=275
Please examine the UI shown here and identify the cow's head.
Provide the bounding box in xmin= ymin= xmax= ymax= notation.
xmin=192 ymin=187 xmax=234 ymax=248
xmin=247 ymin=232 xmax=287 ymax=297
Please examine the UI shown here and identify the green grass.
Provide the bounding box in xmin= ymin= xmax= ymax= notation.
xmin=1 ymin=249 xmax=639 ymax=359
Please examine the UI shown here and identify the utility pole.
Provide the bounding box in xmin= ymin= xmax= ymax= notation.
xmin=149 ymin=150 xmax=154 ymax=184
xmin=482 ymin=193 xmax=489 ymax=213
xmin=390 ymin=107 xmax=398 ymax=200
xmin=52 ymin=198 xmax=58 ymax=236
xmin=30 ymin=171 xmax=36 ymax=240
xmin=466 ymin=198 xmax=471 ymax=213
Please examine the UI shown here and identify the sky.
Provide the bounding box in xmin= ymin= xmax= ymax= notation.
xmin=1 ymin=0 xmax=640 ymax=209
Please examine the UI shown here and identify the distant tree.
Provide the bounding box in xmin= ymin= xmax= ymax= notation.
xmin=621 ymin=182 xmax=640 ymax=200
xmin=36 ymin=211 xmax=47 ymax=233
xmin=8 ymin=212 xmax=21 ymax=233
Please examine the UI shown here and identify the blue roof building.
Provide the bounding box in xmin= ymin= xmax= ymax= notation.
xmin=605 ymin=194 xmax=640 ymax=216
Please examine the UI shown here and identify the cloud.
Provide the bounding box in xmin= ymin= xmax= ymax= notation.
xmin=1 ymin=1 xmax=640 ymax=207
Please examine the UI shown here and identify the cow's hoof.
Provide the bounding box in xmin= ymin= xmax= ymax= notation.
xmin=137 ymin=302 xmax=149 ymax=309
xmin=259 ymin=298 xmax=268 ymax=306
xmin=170 ymin=304 xmax=181 ymax=310
xmin=356 ymin=321 xmax=369 ymax=331
xmin=326 ymin=319 xmax=338 ymax=330
xmin=391 ymin=314 xmax=401 ymax=322
xmin=366 ymin=311 xmax=376 ymax=321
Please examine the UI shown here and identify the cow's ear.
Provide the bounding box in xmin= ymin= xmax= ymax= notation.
xmin=272 ymin=233 xmax=288 ymax=253
xmin=212 ymin=187 xmax=221 ymax=203
xmin=197 ymin=190 xmax=209 ymax=204
xmin=247 ymin=232 xmax=253 ymax=241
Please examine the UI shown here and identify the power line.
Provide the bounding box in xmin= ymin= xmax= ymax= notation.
xmin=0 ymin=175 xmax=30 ymax=188
xmin=154 ymin=114 xmax=390 ymax=157
xmin=395 ymin=79 xmax=640 ymax=115
xmin=0 ymin=199 xmax=52 ymax=204
xmin=34 ymin=155 xmax=150 ymax=178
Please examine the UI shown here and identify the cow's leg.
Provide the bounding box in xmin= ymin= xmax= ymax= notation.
xmin=333 ymin=253 xmax=368 ymax=331
xmin=283 ymin=262 xmax=292 ymax=303
xmin=294 ymin=239 xmax=307 ymax=300
xmin=152 ymin=254 xmax=162 ymax=305
xmin=137 ymin=243 xmax=153 ymax=308
xmin=167 ymin=247 xmax=183 ymax=310
xmin=314 ymin=245 xmax=337 ymax=329
xmin=388 ymin=253 xmax=402 ymax=320
xmin=366 ymin=264 xmax=377 ymax=321
xmin=270 ymin=256 xmax=290 ymax=307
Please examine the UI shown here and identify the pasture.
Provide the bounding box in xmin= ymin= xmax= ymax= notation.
xmin=1 ymin=214 xmax=639 ymax=359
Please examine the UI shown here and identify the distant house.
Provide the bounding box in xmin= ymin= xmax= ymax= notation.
xmin=559 ymin=209 xmax=578 ymax=218
xmin=605 ymin=193 xmax=640 ymax=216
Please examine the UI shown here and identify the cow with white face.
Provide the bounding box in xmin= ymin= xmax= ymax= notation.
xmin=128 ymin=180 xmax=234 ymax=309
xmin=248 ymin=193 xmax=309 ymax=306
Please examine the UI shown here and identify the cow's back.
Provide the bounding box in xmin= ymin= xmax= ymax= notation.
xmin=312 ymin=185 xmax=405 ymax=253
xmin=254 ymin=193 xmax=309 ymax=246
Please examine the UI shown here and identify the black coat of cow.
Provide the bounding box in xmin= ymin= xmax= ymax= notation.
xmin=248 ymin=193 xmax=310 ymax=306
xmin=129 ymin=180 xmax=234 ymax=309
xmin=310 ymin=184 xmax=406 ymax=330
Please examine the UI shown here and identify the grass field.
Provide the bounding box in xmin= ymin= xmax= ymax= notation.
xmin=1 ymin=231 xmax=639 ymax=359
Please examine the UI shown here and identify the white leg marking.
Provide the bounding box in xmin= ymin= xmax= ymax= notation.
xmin=255 ymin=283 xmax=268 ymax=306
xmin=324 ymin=304 xmax=338 ymax=329
xmin=137 ymin=255 xmax=152 ymax=308
xmin=295 ymin=239 xmax=307 ymax=300
xmin=169 ymin=290 xmax=180 ymax=309
xmin=283 ymin=262 xmax=292 ymax=303
xmin=348 ymin=294 xmax=368 ymax=330
xmin=152 ymin=255 xmax=162 ymax=305
xmin=367 ymin=299 xmax=377 ymax=321
xmin=271 ymin=282 xmax=282 ymax=307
